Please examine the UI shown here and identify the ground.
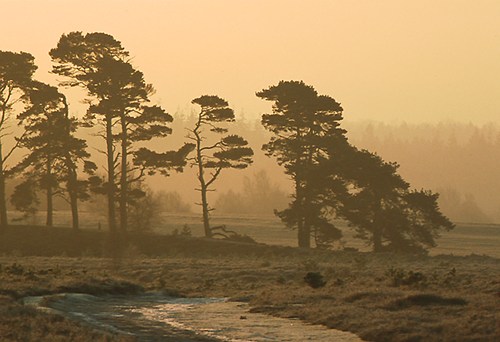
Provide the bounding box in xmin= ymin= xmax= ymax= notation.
xmin=0 ymin=225 xmax=499 ymax=341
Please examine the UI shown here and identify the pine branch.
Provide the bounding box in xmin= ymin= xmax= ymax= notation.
xmin=200 ymin=141 xmax=223 ymax=152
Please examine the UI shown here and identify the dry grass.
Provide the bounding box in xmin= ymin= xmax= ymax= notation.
xmin=0 ymin=225 xmax=499 ymax=341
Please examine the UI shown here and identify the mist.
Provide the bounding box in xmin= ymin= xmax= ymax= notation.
xmin=131 ymin=117 xmax=500 ymax=224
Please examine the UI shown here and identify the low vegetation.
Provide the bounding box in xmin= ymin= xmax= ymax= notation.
xmin=0 ymin=226 xmax=498 ymax=341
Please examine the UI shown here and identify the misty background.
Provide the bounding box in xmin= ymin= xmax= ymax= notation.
xmin=1 ymin=1 xmax=499 ymax=224
xmin=6 ymin=114 xmax=499 ymax=224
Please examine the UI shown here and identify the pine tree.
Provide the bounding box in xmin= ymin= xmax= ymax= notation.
xmin=0 ymin=51 xmax=37 ymax=229
xmin=187 ymin=95 xmax=253 ymax=237
xmin=15 ymin=81 xmax=95 ymax=228
xmin=257 ymin=81 xmax=346 ymax=248
xmin=339 ymin=148 xmax=454 ymax=253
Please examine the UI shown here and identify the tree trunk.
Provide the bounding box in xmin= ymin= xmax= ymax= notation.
xmin=195 ymin=132 xmax=211 ymax=237
xmin=106 ymin=115 xmax=120 ymax=259
xmin=68 ymin=171 xmax=79 ymax=230
xmin=200 ymin=183 xmax=211 ymax=237
xmin=0 ymin=144 xmax=8 ymax=230
xmin=105 ymin=115 xmax=117 ymax=233
xmin=62 ymin=97 xmax=79 ymax=230
xmin=300 ymin=213 xmax=311 ymax=248
xmin=298 ymin=226 xmax=310 ymax=248
xmin=295 ymin=178 xmax=310 ymax=248
xmin=46 ymin=161 xmax=53 ymax=227
xmin=119 ymin=115 xmax=128 ymax=233
xmin=373 ymin=203 xmax=383 ymax=252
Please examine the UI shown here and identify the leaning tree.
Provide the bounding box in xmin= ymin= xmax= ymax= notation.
xmin=257 ymin=81 xmax=347 ymax=248
xmin=338 ymin=148 xmax=454 ymax=253
xmin=0 ymin=51 xmax=37 ymax=229
xmin=186 ymin=95 xmax=253 ymax=238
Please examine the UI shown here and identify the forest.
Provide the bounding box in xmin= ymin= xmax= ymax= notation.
xmin=0 ymin=31 xmax=461 ymax=254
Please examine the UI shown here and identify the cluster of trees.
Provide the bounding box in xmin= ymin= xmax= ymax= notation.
xmin=0 ymin=32 xmax=253 ymax=249
xmin=0 ymin=32 xmax=454 ymax=254
xmin=256 ymin=81 xmax=454 ymax=252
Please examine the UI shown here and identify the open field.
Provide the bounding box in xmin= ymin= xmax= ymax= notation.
xmin=11 ymin=210 xmax=500 ymax=257
xmin=0 ymin=224 xmax=499 ymax=341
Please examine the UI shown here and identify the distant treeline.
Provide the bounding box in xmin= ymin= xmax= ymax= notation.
xmin=346 ymin=121 xmax=500 ymax=223
xmin=162 ymin=117 xmax=500 ymax=224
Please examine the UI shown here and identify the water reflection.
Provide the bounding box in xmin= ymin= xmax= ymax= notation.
xmin=25 ymin=293 xmax=363 ymax=341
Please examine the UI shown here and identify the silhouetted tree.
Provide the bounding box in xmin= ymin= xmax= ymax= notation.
xmin=187 ymin=95 xmax=253 ymax=237
xmin=51 ymin=32 xmax=181 ymax=235
xmin=82 ymin=57 xmax=175 ymax=232
xmin=15 ymin=81 xmax=95 ymax=228
xmin=257 ymin=81 xmax=346 ymax=248
xmin=339 ymin=148 xmax=454 ymax=253
xmin=50 ymin=32 xmax=127 ymax=234
xmin=0 ymin=50 xmax=37 ymax=229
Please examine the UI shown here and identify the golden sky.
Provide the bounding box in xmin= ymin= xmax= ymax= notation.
xmin=1 ymin=0 xmax=499 ymax=123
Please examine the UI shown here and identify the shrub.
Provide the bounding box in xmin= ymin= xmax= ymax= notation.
xmin=171 ymin=224 xmax=192 ymax=237
xmin=304 ymin=272 xmax=327 ymax=288
xmin=386 ymin=267 xmax=427 ymax=287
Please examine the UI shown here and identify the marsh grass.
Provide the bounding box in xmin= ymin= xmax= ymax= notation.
xmin=0 ymin=225 xmax=498 ymax=341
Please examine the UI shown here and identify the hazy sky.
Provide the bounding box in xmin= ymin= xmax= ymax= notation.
xmin=1 ymin=0 xmax=499 ymax=123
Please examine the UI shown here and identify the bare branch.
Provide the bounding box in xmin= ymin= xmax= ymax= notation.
xmin=205 ymin=166 xmax=222 ymax=188
xmin=3 ymin=130 xmax=27 ymax=164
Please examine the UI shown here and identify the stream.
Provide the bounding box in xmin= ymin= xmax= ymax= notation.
xmin=23 ymin=293 xmax=364 ymax=341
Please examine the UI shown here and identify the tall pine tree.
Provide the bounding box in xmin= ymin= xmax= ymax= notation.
xmin=187 ymin=95 xmax=253 ymax=237
xmin=0 ymin=51 xmax=37 ymax=229
xmin=257 ymin=81 xmax=346 ymax=248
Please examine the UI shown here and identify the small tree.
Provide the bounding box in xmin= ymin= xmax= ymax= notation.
xmin=187 ymin=95 xmax=253 ymax=237
xmin=10 ymin=179 xmax=39 ymax=223
xmin=0 ymin=50 xmax=37 ymax=229
xmin=15 ymin=81 xmax=95 ymax=228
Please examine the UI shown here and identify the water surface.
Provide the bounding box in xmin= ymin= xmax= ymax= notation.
xmin=25 ymin=293 xmax=363 ymax=341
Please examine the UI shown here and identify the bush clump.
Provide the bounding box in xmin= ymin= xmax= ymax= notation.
xmin=304 ymin=272 xmax=326 ymax=288
xmin=386 ymin=267 xmax=427 ymax=287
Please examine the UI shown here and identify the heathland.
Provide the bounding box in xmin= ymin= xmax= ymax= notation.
xmin=0 ymin=219 xmax=498 ymax=341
